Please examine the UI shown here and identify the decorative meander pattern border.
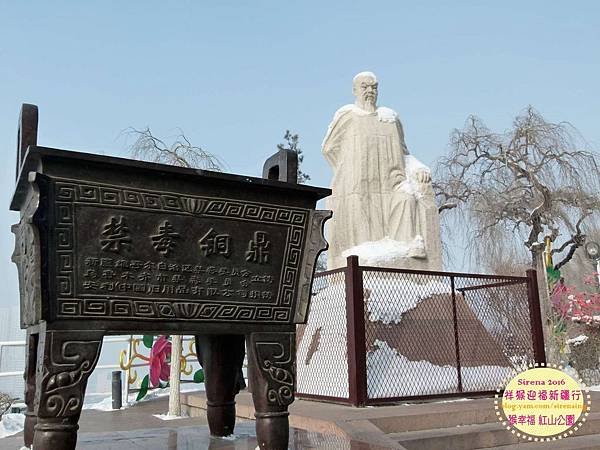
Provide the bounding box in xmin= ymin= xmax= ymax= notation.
xmin=53 ymin=179 xmax=308 ymax=323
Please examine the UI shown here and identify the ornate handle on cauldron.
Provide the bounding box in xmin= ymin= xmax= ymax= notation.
xmin=262 ymin=148 xmax=332 ymax=323
xmin=294 ymin=209 xmax=332 ymax=323
xmin=16 ymin=104 xmax=38 ymax=181
xmin=262 ymin=148 xmax=299 ymax=184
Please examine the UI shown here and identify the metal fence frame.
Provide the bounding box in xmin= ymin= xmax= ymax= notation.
xmin=297 ymin=255 xmax=546 ymax=407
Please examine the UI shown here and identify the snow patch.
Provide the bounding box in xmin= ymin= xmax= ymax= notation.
xmin=571 ymin=315 xmax=600 ymax=326
xmin=363 ymin=274 xmax=449 ymax=324
xmin=509 ymin=355 xmax=529 ymax=371
xmin=342 ymin=236 xmax=426 ymax=266
xmin=398 ymin=155 xmax=432 ymax=199
xmin=367 ymin=340 xmax=513 ymax=398
xmin=376 ymin=106 xmax=398 ymax=123
xmin=566 ymin=335 xmax=589 ymax=347
xmin=330 ymin=104 xmax=399 ymax=124
xmin=405 ymin=154 xmax=431 ymax=174
xmin=435 ymin=398 xmax=472 ymax=403
xmin=325 ymin=104 xmax=401 ymax=139
xmin=153 ymin=412 xmax=190 ymax=421
xmin=220 ymin=435 xmax=238 ymax=441
xmin=0 ymin=413 xmax=25 ymax=439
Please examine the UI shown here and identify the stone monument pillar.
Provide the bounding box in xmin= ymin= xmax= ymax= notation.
xmin=321 ymin=71 xmax=442 ymax=271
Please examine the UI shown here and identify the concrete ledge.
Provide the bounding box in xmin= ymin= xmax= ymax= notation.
xmin=181 ymin=391 xmax=406 ymax=449
xmin=182 ymin=391 xmax=600 ymax=450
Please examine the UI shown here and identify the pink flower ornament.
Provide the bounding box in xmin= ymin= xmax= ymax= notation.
xmin=149 ymin=335 xmax=172 ymax=387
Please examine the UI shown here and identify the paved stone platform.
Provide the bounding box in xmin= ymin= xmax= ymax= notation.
xmin=182 ymin=390 xmax=600 ymax=450
xmin=0 ymin=396 xmax=391 ymax=450
xmin=2 ymin=422 xmax=377 ymax=449
xmin=3 ymin=391 xmax=600 ymax=449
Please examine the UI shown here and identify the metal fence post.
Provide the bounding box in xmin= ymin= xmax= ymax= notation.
xmin=345 ymin=255 xmax=367 ymax=407
xmin=111 ymin=371 xmax=122 ymax=410
xmin=450 ymin=276 xmax=463 ymax=393
xmin=526 ymin=269 xmax=547 ymax=364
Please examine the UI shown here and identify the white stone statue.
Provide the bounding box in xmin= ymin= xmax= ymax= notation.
xmin=322 ymin=71 xmax=442 ymax=270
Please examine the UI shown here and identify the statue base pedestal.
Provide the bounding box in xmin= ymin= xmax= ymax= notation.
xmin=333 ymin=237 xmax=442 ymax=271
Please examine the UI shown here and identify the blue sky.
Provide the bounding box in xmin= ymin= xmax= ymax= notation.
xmin=0 ymin=1 xmax=599 ymax=307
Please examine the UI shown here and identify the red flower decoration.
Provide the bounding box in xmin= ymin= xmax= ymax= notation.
xmin=551 ymin=275 xmax=600 ymax=326
xmin=149 ymin=335 xmax=171 ymax=387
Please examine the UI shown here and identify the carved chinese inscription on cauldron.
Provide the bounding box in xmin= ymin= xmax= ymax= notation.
xmin=52 ymin=180 xmax=308 ymax=323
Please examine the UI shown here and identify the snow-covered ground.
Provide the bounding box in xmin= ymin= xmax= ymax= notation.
xmin=367 ymin=340 xmax=513 ymax=398
xmin=0 ymin=413 xmax=24 ymax=439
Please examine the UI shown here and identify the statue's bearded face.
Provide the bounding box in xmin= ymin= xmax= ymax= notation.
xmin=353 ymin=77 xmax=378 ymax=110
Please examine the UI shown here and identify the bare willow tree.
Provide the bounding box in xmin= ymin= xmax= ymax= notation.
xmin=126 ymin=127 xmax=225 ymax=171
xmin=435 ymin=106 xmax=600 ymax=272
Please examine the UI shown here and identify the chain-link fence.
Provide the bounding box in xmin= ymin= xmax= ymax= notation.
xmin=296 ymin=268 xmax=349 ymax=402
xmin=296 ymin=256 xmax=546 ymax=406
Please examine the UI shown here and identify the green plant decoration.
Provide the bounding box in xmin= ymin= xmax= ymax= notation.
xmin=136 ymin=374 xmax=149 ymax=401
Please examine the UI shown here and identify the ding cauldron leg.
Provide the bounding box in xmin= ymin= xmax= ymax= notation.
xmin=195 ymin=334 xmax=245 ymax=436
xmin=32 ymin=328 xmax=103 ymax=450
xmin=23 ymin=329 xmax=38 ymax=447
xmin=247 ymin=331 xmax=295 ymax=450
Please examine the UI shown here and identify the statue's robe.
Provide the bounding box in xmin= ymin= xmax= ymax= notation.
xmin=322 ymin=104 xmax=428 ymax=269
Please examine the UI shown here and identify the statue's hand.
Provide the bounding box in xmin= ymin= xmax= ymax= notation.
xmin=390 ymin=169 xmax=406 ymax=190
xmin=413 ymin=169 xmax=431 ymax=184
